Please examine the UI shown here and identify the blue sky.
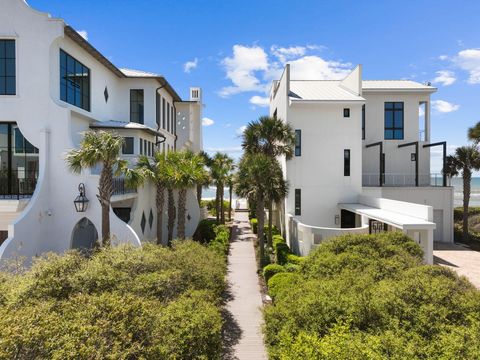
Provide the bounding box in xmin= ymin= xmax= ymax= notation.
xmin=29 ymin=0 xmax=480 ymax=171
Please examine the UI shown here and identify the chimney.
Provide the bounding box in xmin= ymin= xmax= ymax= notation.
xmin=190 ymin=87 xmax=201 ymax=102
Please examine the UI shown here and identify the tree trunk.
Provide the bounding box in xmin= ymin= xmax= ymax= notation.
xmin=256 ymin=193 xmax=265 ymax=266
xmin=156 ymin=182 xmax=165 ymax=246
xmin=229 ymin=184 xmax=233 ymax=221
xmin=167 ymin=188 xmax=176 ymax=246
xmin=215 ymin=184 xmax=221 ymax=223
xmin=177 ymin=188 xmax=187 ymax=239
xmin=268 ymin=200 xmax=273 ymax=248
xmin=196 ymin=183 xmax=202 ymax=207
xmin=220 ymin=185 xmax=225 ymax=224
xmin=98 ymin=164 xmax=113 ymax=247
xmin=463 ymin=168 xmax=471 ymax=241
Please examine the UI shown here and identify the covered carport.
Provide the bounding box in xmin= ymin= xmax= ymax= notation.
xmin=339 ymin=198 xmax=436 ymax=264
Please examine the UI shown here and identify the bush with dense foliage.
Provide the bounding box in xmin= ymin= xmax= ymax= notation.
xmin=209 ymin=224 xmax=230 ymax=256
xmin=263 ymin=264 xmax=286 ymax=283
xmin=193 ymin=219 xmax=218 ymax=244
xmin=0 ymin=241 xmax=226 ymax=359
xmin=200 ymin=199 xmax=230 ymax=217
xmin=250 ymin=218 xmax=258 ymax=234
xmin=264 ymin=232 xmax=480 ymax=359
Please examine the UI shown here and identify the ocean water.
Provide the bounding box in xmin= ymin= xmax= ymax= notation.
xmin=451 ymin=177 xmax=480 ymax=207
xmin=201 ymin=187 xmax=237 ymax=201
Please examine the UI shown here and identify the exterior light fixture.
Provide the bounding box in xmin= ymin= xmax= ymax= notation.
xmin=334 ymin=215 xmax=340 ymax=225
xmin=74 ymin=183 xmax=89 ymax=213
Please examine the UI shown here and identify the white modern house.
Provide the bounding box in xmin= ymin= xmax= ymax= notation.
xmin=270 ymin=64 xmax=454 ymax=264
xmin=0 ymin=0 xmax=204 ymax=261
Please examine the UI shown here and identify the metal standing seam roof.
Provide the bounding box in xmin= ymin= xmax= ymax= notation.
xmin=362 ymin=80 xmax=436 ymax=91
xmin=89 ymin=120 xmax=165 ymax=137
xmin=338 ymin=203 xmax=436 ymax=230
xmin=289 ymin=80 xmax=365 ymax=102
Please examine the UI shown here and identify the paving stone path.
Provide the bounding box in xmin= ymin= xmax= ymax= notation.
xmin=223 ymin=204 xmax=268 ymax=360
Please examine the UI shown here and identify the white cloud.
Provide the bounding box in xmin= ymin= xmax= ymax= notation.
xmin=77 ymin=30 xmax=88 ymax=40
xmin=249 ymin=95 xmax=270 ymax=107
xmin=205 ymin=146 xmax=243 ymax=155
xmin=438 ymin=55 xmax=449 ymax=61
xmin=202 ymin=117 xmax=214 ymax=126
xmin=271 ymin=45 xmax=307 ymax=63
xmin=432 ymin=70 xmax=456 ymax=86
xmin=219 ymin=45 xmax=269 ymax=97
xmin=183 ymin=58 xmax=198 ymax=73
xmin=219 ymin=44 xmax=351 ymax=99
xmin=419 ymin=106 xmax=425 ymax=117
xmin=432 ymin=100 xmax=460 ymax=113
xmin=236 ymin=125 xmax=247 ymax=136
xmin=454 ymin=49 xmax=480 ymax=84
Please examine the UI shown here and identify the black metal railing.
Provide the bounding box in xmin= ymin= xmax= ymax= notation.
xmin=112 ymin=177 xmax=137 ymax=196
xmin=0 ymin=170 xmax=38 ymax=199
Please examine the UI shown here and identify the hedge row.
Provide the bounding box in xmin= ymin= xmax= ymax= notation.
xmin=0 ymin=241 xmax=226 ymax=359
xmin=263 ymin=234 xmax=304 ymax=283
xmin=264 ymin=232 xmax=480 ymax=359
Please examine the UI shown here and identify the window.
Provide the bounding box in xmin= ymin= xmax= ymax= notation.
xmin=171 ymin=106 xmax=174 ymax=134
xmin=362 ymin=104 xmax=365 ymax=140
xmin=384 ymin=102 xmax=404 ymax=140
xmin=130 ymin=90 xmax=144 ymax=124
xmin=60 ymin=49 xmax=90 ymax=111
xmin=273 ymin=109 xmax=277 ymax=119
xmin=156 ymin=93 xmax=160 ymax=126
xmin=343 ymin=108 xmax=350 ymax=117
xmin=0 ymin=40 xmax=16 ymax=95
xmin=295 ymin=129 xmax=301 ymax=156
xmin=344 ymin=149 xmax=350 ymax=176
xmin=140 ymin=138 xmax=143 ymax=154
xmin=167 ymin=103 xmax=170 ymax=132
xmin=295 ymin=189 xmax=301 ymax=216
xmin=122 ymin=137 xmax=134 ymax=154
xmin=143 ymin=139 xmax=147 ymax=156
xmin=162 ymin=98 xmax=166 ymax=129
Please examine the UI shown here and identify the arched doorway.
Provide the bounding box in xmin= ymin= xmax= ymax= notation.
xmin=71 ymin=217 xmax=98 ymax=253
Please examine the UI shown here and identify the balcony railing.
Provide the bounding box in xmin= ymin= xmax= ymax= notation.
xmin=0 ymin=171 xmax=38 ymax=199
xmin=363 ymin=173 xmax=446 ymax=187
xmin=112 ymin=177 xmax=137 ymax=196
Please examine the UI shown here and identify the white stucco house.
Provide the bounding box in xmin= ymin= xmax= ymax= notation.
xmin=270 ymin=64 xmax=454 ymax=264
xmin=0 ymin=0 xmax=204 ymax=261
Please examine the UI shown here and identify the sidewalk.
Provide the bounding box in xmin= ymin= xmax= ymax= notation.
xmin=223 ymin=209 xmax=268 ymax=360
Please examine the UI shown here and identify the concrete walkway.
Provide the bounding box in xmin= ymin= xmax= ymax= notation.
xmin=223 ymin=208 xmax=268 ymax=360
xmin=434 ymin=242 xmax=480 ymax=288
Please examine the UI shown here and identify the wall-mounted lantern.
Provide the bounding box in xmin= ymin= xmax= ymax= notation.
xmin=334 ymin=214 xmax=340 ymax=225
xmin=74 ymin=183 xmax=89 ymax=213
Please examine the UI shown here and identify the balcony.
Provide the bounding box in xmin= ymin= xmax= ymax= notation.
xmin=112 ymin=177 xmax=137 ymax=196
xmin=0 ymin=170 xmax=38 ymax=200
xmin=363 ymin=173 xmax=447 ymax=187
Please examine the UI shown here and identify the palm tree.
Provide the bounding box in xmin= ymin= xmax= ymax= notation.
xmin=235 ymin=153 xmax=276 ymax=265
xmin=66 ymin=130 xmax=127 ymax=247
xmin=449 ymin=146 xmax=480 ymax=240
xmin=226 ymin=174 xmax=234 ymax=222
xmin=468 ymin=122 xmax=480 ymax=144
xmin=126 ymin=153 xmax=168 ymax=245
xmin=164 ymin=150 xmax=206 ymax=239
xmin=242 ymin=115 xmax=295 ymax=240
xmin=197 ymin=151 xmax=212 ymax=207
xmin=265 ymin=164 xmax=288 ymax=248
xmin=242 ymin=115 xmax=295 ymax=159
xmin=210 ymin=152 xmax=234 ymax=224
xmin=443 ymin=155 xmax=459 ymax=186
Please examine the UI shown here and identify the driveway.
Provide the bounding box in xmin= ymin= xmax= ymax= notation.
xmin=434 ymin=242 xmax=480 ymax=289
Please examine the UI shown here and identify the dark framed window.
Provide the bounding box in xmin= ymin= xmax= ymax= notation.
xmin=139 ymin=138 xmax=143 ymax=154
xmin=171 ymin=106 xmax=174 ymax=134
xmin=384 ymin=102 xmax=404 ymax=140
xmin=143 ymin=139 xmax=147 ymax=156
xmin=60 ymin=49 xmax=90 ymax=111
xmin=295 ymin=129 xmax=301 ymax=157
xmin=167 ymin=103 xmax=170 ymax=132
xmin=343 ymin=108 xmax=350 ymax=118
xmin=122 ymin=137 xmax=134 ymax=155
xmin=295 ymin=189 xmax=301 ymax=216
xmin=362 ymin=104 xmax=365 ymax=140
xmin=273 ymin=109 xmax=277 ymax=119
xmin=130 ymin=90 xmax=144 ymax=124
xmin=344 ymin=149 xmax=350 ymax=176
xmin=162 ymin=98 xmax=166 ymax=129
xmin=156 ymin=93 xmax=160 ymax=126
xmin=0 ymin=40 xmax=16 ymax=95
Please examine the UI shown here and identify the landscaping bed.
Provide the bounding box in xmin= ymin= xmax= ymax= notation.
xmin=263 ymin=232 xmax=480 ymax=359
xmin=0 ymin=239 xmax=228 ymax=359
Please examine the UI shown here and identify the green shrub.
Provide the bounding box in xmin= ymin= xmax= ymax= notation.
xmin=201 ymin=199 xmax=230 ymax=217
xmin=250 ymin=218 xmax=258 ymax=234
xmin=263 ymin=225 xmax=280 ymax=240
xmin=453 ymin=206 xmax=480 ymax=222
xmin=275 ymin=242 xmax=291 ymax=265
xmin=0 ymin=241 xmax=226 ymax=359
xmin=286 ymin=253 xmax=305 ymax=265
xmin=263 ymin=264 xmax=286 ymax=283
xmin=193 ymin=219 xmax=217 ymax=244
xmin=264 ymin=231 xmax=480 ymax=359
xmin=273 ymin=235 xmax=286 ymax=248
xmin=209 ymin=225 xmax=230 ymax=256
xmin=267 ymin=272 xmax=303 ymax=299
